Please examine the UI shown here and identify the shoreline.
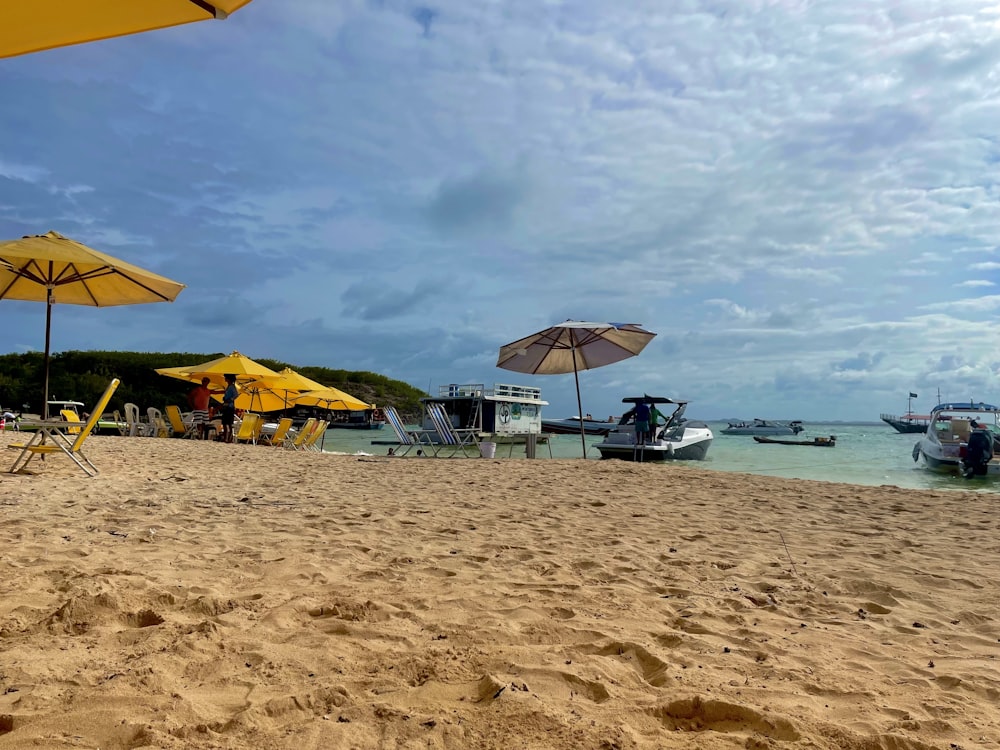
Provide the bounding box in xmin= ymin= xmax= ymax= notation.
xmin=1 ymin=433 xmax=998 ymax=748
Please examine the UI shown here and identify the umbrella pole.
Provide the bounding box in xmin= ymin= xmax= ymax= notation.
xmin=572 ymin=346 xmax=586 ymax=458
xmin=43 ymin=285 xmax=53 ymax=419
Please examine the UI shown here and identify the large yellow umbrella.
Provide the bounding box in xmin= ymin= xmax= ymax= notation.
xmin=292 ymin=387 xmax=372 ymax=412
xmin=234 ymin=368 xmax=328 ymax=412
xmin=0 ymin=230 xmax=186 ymax=417
xmin=154 ymin=351 xmax=281 ymax=391
xmin=1 ymin=0 xmax=254 ymax=59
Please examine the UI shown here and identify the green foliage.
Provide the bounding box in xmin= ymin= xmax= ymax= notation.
xmin=0 ymin=350 xmax=427 ymax=419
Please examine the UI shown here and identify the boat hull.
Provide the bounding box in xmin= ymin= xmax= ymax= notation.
xmin=541 ymin=418 xmax=613 ymax=436
xmin=880 ymin=414 xmax=930 ymax=434
xmin=594 ymin=424 xmax=713 ymax=462
xmin=721 ymin=420 xmax=803 ymax=436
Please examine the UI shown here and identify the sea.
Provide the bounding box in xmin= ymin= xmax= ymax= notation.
xmin=314 ymin=421 xmax=998 ymax=493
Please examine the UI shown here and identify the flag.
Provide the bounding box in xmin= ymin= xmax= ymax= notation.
xmin=909 ymin=392 xmax=918 ymax=398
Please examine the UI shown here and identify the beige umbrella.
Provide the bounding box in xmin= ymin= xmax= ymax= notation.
xmin=0 ymin=230 xmax=186 ymax=417
xmin=497 ymin=321 xmax=657 ymax=456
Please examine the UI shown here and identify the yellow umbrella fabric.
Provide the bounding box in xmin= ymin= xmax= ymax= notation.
xmin=292 ymin=388 xmax=372 ymax=412
xmin=154 ymin=351 xmax=281 ymax=391
xmin=232 ymin=368 xmax=329 ymax=412
xmin=1 ymin=0 xmax=254 ymax=59
xmin=0 ymin=230 xmax=186 ymax=417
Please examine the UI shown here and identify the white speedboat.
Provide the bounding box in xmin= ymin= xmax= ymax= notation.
xmin=912 ymin=402 xmax=1000 ymax=478
xmin=541 ymin=415 xmax=615 ymax=436
xmin=594 ymin=397 xmax=713 ymax=462
xmin=721 ymin=418 xmax=804 ymax=436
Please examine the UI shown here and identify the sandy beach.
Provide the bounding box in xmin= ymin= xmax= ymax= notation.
xmin=1 ymin=432 xmax=998 ymax=749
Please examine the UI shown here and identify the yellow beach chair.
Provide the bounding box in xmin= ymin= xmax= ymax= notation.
xmin=234 ymin=413 xmax=261 ymax=445
xmin=8 ymin=378 xmax=120 ymax=476
xmin=303 ymin=420 xmax=328 ymax=452
xmin=285 ymin=418 xmax=316 ymax=450
xmin=262 ymin=417 xmax=293 ymax=446
xmin=60 ymin=408 xmax=83 ymax=435
xmin=165 ymin=404 xmax=197 ymax=438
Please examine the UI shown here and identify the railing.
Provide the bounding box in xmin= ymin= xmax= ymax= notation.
xmin=436 ymin=383 xmax=543 ymax=401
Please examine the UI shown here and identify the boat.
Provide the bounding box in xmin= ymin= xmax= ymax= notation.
xmin=753 ymin=435 xmax=836 ymax=447
xmin=373 ymin=383 xmax=549 ymax=446
xmin=326 ymin=407 xmax=385 ymax=430
xmin=721 ymin=418 xmax=804 ymax=436
xmin=912 ymin=401 xmax=1000 ymax=478
xmin=881 ymin=392 xmax=933 ymax=433
xmin=541 ymin=415 xmax=615 ymax=436
xmin=593 ymin=397 xmax=713 ymax=462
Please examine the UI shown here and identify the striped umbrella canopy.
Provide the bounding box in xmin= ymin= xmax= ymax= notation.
xmin=497 ymin=321 xmax=657 ymax=456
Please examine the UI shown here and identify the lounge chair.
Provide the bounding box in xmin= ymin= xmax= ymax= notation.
xmin=234 ymin=413 xmax=261 ymax=445
xmin=262 ymin=417 xmax=293 ymax=446
xmin=303 ymin=421 xmax=328 ymax=452
xmin=165 ymin=404 xmax=197 ymax=438
xmin=8 ymin=378 xmax=120 ymax=476
xmin=60 ymin=408 xmax=83 ymax=435
xmin=425 ymin=402 xmax=480 ymax=457
xmin=285 ymin=418 xmax=316 ymax=450
xmin=146 ymin=407 xmax=169 ymax=437
xmin=381 ymin=405 xmax=435 ymax=456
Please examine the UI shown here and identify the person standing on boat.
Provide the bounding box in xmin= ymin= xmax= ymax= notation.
xmin=648 ymin=402 xmax=669 ymax=441
xmin=633 ymin=399 xmax=651 ymax=446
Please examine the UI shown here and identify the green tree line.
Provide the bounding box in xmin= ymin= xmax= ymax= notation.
xmin=0 ymin=351 xmax=428 ymax=419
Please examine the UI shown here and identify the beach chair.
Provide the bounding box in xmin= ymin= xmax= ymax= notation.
xmin=8 ymin=378 xmax=120 ymax=477
xmin=381 ymin=405 xmax=435 ymax=456
xmin=234 ymin=413 xmax=261 ymax=445
xmin=262 ymin=417 xmax=293 ymax=446
xmin=165 ymin=404 xmax=197 ymax=438
xmin=146 ymin=407 xmax=169 ymax=437
xmin=123 ymin=402 xmax=142 ymax=436
xmin=60 ymin=408 xmax=83 ymax=435
xmin=285 ymin=417 xmax=316 ymax=450
xmin=425 ymin=402 xmax=480 ymax=457
xmin=303 ymin=421 xmax=328 ymax=452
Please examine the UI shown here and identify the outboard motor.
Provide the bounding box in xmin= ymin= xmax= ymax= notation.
xmin=962 ymin=428 xmax=993 ymax=478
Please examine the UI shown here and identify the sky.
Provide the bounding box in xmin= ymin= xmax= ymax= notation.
xmin=2 ymin=1 xmax=1000 ymax=422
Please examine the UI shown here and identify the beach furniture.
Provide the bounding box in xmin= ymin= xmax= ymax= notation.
xmin=165 ymin=404 xmax=197 ymax=438
xmin=285 ymin=418 xmax=316 ymax=450
xmin=382 ymin=405 xmax=436 ymax=456
xmin=123 ymin=402 xmax=143 ymax=436
xmin=303 ymin=421 xmax=328 ymax=452
xmin=60 ymin=408 xmax=83 ymax=435
xmin=261 ymin=417 xmax=294 ymax=446
xmin=8 ymin=378 xmax=120 ymax=476
xmin=425 ymin=402 xmax=481 ymax=457
xmin=234 ymin=413 xmax=261 ymax=445
xmin=146 ymin=407 xmax=169 ymax=438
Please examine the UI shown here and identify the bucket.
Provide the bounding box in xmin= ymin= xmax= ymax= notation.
xmin=479 ymin=441 xmax=497 ymax=459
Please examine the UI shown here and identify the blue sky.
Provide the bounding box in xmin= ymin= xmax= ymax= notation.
xmin=2 ymin=1 xmax=1000 ymax=421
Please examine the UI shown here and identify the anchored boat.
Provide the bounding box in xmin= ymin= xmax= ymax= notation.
xmin=594 ymin=396 xmax=713 ymax=462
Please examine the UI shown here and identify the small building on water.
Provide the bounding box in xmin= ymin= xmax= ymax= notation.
xmin=421 ymin=383 xmax=547 ymax=443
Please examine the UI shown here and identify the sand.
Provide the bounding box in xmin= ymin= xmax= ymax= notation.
xmin=0 ymin=431 xmax=998 ymax=750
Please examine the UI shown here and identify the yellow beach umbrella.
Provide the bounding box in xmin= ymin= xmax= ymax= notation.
xmin=154 ymin=350 xmax=280 ymax=391
xmin=1 ymin=0 xmax=254 ymax=59
xmin=233 ymin=370 xmax=326 ymax=413
xmin=292 ymin=387 xmax=372 ymax=412
xmin=0 ymin=230 xmax=186 ymax=417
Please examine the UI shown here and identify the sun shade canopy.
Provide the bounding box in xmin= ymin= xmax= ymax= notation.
xmin=1 ymin=0 xmax=253 ymax=59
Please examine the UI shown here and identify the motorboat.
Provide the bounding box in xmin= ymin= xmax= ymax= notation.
xmin=912 ymin=401 xmax=1000 ymax=478
xmin=754 ymin=435 xmax=836 ymax=447
xmin=594 ymin=396 xmax=713 ymax=462
xmin=721 ymin=418 xmax=804 ymax=436
xmin=541 ymin=415 xmax=615 ymax=436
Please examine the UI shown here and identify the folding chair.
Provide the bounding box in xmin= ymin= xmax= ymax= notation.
xmin=60 ymin=409 xmax=83 ymax=435
xmin=262 ymin=417 xmax=294 ymax=446
xmin=8 ymin=378 xmax=121 ymax=476
xmin=284 ymin=418 xmax=315 ymax=450
xmin=165 ymin=405 xmax=197 ymax=438
xmin=303 ymin=421 xmax=328 ymax=452
xmin=381 ymin=405 xmax=435 ymax=456
xmin=425 ymin=402 xmax=480 ymax=457
xmin=234 ymin=413 xmax=261 ymax=445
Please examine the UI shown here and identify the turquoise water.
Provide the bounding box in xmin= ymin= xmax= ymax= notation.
xmin=315 ymin=422 xmax=997 ymax=492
